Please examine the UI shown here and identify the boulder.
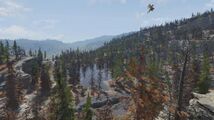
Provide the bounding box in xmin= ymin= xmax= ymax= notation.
xmin=188 ymin=91 xmax=214 ymax=120
xmin=77 ymin=97 xmax=119 ymax=111
xmin=16 ymin=72 xmax=32 ymax=91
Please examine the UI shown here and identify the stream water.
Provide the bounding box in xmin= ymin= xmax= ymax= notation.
xmin=80 ymin=64 xmax=112 ymax=90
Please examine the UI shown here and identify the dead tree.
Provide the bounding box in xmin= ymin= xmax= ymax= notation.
xmin=174 ymin=40 xmax=191 ymax=120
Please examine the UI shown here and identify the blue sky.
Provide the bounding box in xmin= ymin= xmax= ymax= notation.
xmin=0 ymin=0 xmax=213 ymax=43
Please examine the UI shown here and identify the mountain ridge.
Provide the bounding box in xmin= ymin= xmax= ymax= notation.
xmin=0 ymin=35 xmax=116 ymax=56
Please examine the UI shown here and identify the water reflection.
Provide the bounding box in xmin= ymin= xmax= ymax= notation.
xmin=80 ymin=64 xmax=111 ymax=90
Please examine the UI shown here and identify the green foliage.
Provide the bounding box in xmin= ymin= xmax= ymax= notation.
xmin=49 ymin=60 xmax=75 ymax=120
xmin=5 ymin=41 xmax=10 ymax=62
xmin=83 ymin=94 xmax=93 ymax=120
xmin=40 ymin=64 xmax=51 ymax=95
xmin=5 ymin=64 xmax=19 ymax=110
xmin=0 ymin=40 xmax=25 ymax=64
xmin=147 ymin=53 xmax=161 ymax=77
xmin=44 ymin=51 xmax=47 ymax=59
xmin=31 ymin=60 xmax=40 ymax=87
xmin=197 ymin=51 xmax=211 ymax=94
xmin=0 ymin=41 xmax=5 ymax=64
xmin=37 ymin=48 xmax=43 ymax=66
xmin=112 ymin=57 xmax=124 ymax=78
xmin=0 ymin=41 xmax=10 ymax=64
xmin=13 ymin=41 xmax=18 ymax=60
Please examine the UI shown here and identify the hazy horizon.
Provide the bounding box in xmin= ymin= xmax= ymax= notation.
xmin=0 ymin=35 xmax=115 ymax=44
xmin=0 ymin=0 xmax=213 ymax=42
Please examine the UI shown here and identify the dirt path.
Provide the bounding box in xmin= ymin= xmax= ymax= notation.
xmin=0 ymin=57 xmax=33 ymax=75
xmin=14 ymin=57 xmax=33 ymax=71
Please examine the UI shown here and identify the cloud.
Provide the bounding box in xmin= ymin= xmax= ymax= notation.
xmin=0 ymin=25 xmax=65 ymax=40
xmin=33 ymin=19 xmax=58 ymax=30
xmin=156 ymin=0 xmax=169 ymax=4
xmin=0 ymin=25 xmax=34 ymax=38
xmin=0 ymin=0 xmax=30 ymax=17
xmin=89 ymin=0 xmax=168 ymax=5
xmin=136 ymin=12 xmax=145 ymax=19
xmin=206 ymin=0 xmax=214 ymax=8
xmin=90 ymin=0 xmax=170 ymax=5
xmin=89 ymin=0 xmax=127 ymax=5
xmin=139 ymin=0 xmax=168 ymax=4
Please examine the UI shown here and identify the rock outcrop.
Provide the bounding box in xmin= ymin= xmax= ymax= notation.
xmin=188 ymin=90 xmax=214 ymax=120
xmin=0 ymin=57 xmax=34 ymax=119
xmin=15 ymin=57 xmax=33 ymax=92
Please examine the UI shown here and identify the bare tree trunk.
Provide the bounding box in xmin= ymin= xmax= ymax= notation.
xmin=175 ymin=50 xmax=189 ymax=120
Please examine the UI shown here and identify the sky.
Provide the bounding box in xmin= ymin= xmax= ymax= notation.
xmin=0 ymin=0 xmax=213 ymax=43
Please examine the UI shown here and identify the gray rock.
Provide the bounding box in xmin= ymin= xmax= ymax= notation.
xmin=188 ymin=91 xmax=214 ymax=120
xmin=77 ymin=97 xmax=119 ymax=111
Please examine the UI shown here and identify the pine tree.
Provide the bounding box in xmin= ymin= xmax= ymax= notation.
xmin=49 ymin=60 xmax=75 ymax=120
xmin=5 ymin=62 xmax=19 ymax=110
xmin=112 ymin=57 xmax=123 ymax=78
xmin=17 ymin=46 xmax=24 ymax=59
xmin=82 ymin=94 xmax=93 ymax=120
xmin=44 ymin=51 xmax=47 ymax=59
xmin=40 ymin=64 xmax=51 ymax=95
xmin=31 ymin=60 xmax=40 ymax=89
xmin=37 ymin=48 xmax=43 ymax=66
xmin=0 ymin=41 xmax=4 ymax=64
xmin=13 ymin=41 xmax=18 ymax=60
xmin=29 ymin=49 xmax=33 ymax=57
xmin=5 ymin=41 xmax=10 ymax=63
xmin=197 ymin=50 xmax=211 ymax=94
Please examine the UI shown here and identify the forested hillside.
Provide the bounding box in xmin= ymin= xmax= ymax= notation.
xmin=59 ymin=10 xmax=214 ymax=78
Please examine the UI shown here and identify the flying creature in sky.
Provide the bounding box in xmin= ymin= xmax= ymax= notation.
xmin=147 ymin=4 xmax=155 ymax=13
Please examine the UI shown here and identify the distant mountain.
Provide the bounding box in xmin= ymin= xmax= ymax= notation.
xmin=69 ymin=35 xmax=115 ymax=50
xmin=0 ymin=35 xmax=116 ymax=56
xmin=1 ymin=39 xmax=69 ymax=56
